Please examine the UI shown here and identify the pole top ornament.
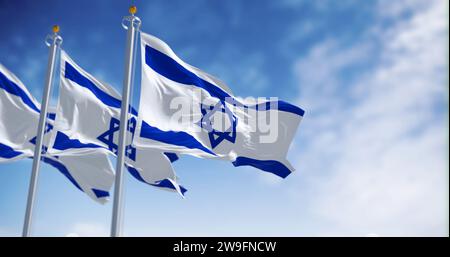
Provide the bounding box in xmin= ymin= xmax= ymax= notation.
xmin=52 ymin=25 xmax=60 ymax=34
xmin=129 ymin=5 xmax=137 ymax=15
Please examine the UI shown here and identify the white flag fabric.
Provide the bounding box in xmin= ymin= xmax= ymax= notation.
xmin=0 ymin=63 xmax=114 ymax=203
xmin=134 ymin=32 xmax=305 ymax=178
xmin=0 ymin=63 xmax=42 ymax=161
xmin=40 ymin=151 xmax=114 ymax=203
xmin=47 ymin=51 xmax=186 ymax=196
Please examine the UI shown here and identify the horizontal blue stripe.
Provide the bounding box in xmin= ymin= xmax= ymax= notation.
xmin=164 ymin=152 xmax=179 ymax=163
xmin=64 ymin=62 xmax=138 ymax=116
xmin=42 ymin=156 xmax=109 ymax=200
xmin=0 ymin=142 xmax=23 ymax=159
xmin=127 ymin=165 xmax=146 ymax=183
xmin=140 ymin=121 xmax=216 ymax=156
xmin=127 ymin=166 xmax=187 ymax=195
xmin=52 ymin=131 xmax=103 ymax=151
xmin=92 ymin=188 xmax=109 ymax=198
xmin=153 ymin=179 xmax=187 ymax=195
xmin=0 ymin=69 xmax=40 ymax=114
xmin=41 ymin=156 xmax=83 ymax=191
xmin=232 ymin=156 xmax=292 ymax=178
xmin=145 ymin=45 xmax=304 ymax=117
xmin=125 ymin=165 xmax=149 ymax=184
xmin=275 ymin=101 xmax=305 ymax=117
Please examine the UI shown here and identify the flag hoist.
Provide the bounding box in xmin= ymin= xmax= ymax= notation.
xmin=110 ymin=5 xmax=141 ymax=237
xmin=22 ymin=25 xmax=62 ymax=237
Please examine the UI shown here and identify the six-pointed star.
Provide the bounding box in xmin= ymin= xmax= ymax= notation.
xmin=197 ymin=100 xmax=237 ymax=149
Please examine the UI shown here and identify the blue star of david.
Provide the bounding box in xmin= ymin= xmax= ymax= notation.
xmin=97 ymin=117 xmax=136 ymax=161
xmin=197 ymin=100 xmax=237 ymax=149
xmin=29 ymin=123 xmax=53 ymax=154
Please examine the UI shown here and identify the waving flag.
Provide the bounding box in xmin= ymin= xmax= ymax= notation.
xmin=48 ymin=51 xmax=186 ymax=196
xmin=0 ymin=63 xmax=42 ymax=161
xmin=133 ymin=33 xmax=304 ymax=178
xmin=41 ymin=151 xmax=114 ymax=203
xmin=0 ymin=63 xmax=114 ymax=203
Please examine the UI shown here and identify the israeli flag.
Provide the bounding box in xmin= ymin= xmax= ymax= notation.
xmin=0 ymin=63 xmax=42 ymax=161
xmin=0 ymin=63 xmax=114 ymax=203
xmin=134 ymin=33 xmax=305 ymax=178
xmin=48 ymin=51 xmax=186 ymax=196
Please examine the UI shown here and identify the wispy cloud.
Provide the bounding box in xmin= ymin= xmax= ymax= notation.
xmin=291 ymin=0 xmax=448 ymax=236
xmin=0 ymin=228 xmax=15 ymax=237
xmin=65 ymin=222 xmax=108 ymax=237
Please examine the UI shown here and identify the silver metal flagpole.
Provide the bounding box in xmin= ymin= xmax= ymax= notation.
xmin=111 ymin=5 xmax=141 ymax=237
xmin=22 ymin=25 xmax=62 ymax=237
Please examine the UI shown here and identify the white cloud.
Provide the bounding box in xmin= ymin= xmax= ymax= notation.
xmin=292 ymin=0 xmax=448 ymax=236
xmin=66 ymin=223 xmax=108 ymax=237
xmin=0 ymin=228 xmax=14 ymax=237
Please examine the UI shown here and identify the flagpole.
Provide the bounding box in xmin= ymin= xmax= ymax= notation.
xmin=111 ymin=5 xmax=141 ymax=237
xmin=22 ymin=25 xmax=62 ymax=237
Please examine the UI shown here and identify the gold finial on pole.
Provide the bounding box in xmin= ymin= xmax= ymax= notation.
xmin=52 ymin=25 xmax=60 ymax=34
xmin=129 ymin=5 xmax=137 ymax=15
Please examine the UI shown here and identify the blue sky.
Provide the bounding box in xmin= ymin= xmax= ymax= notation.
xmin=0 ymin=0 xmax=448 ymax=236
